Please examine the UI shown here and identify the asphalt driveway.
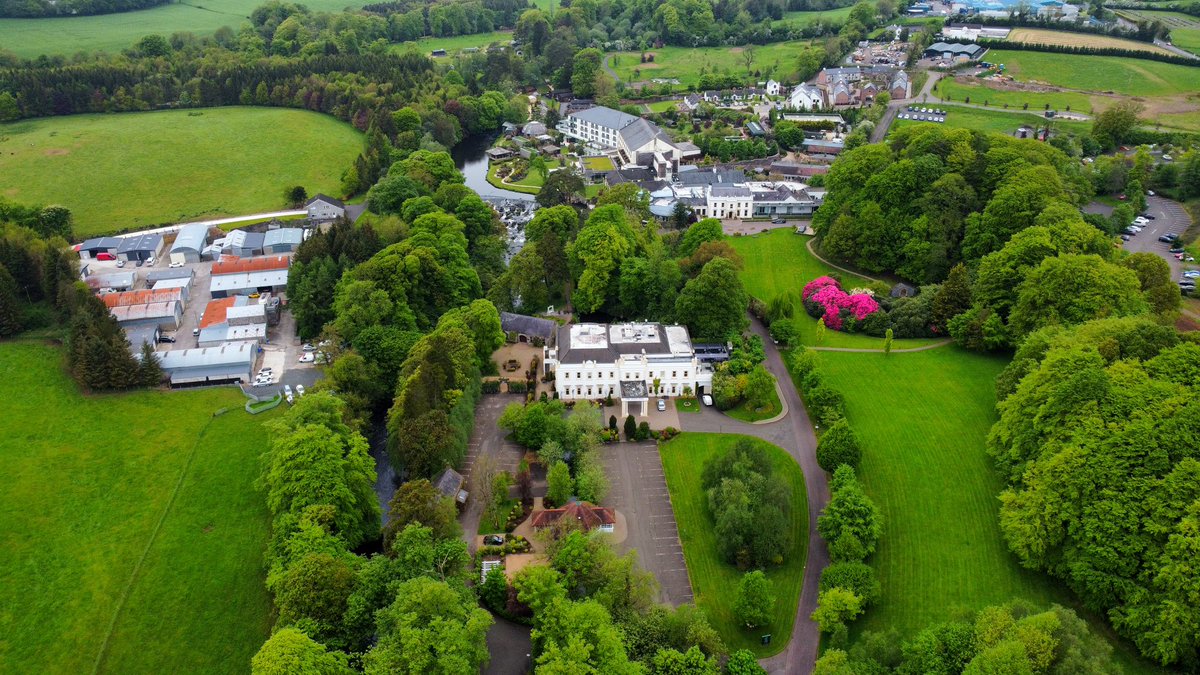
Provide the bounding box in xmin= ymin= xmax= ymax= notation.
xmin=602 ymin=441 xmax=694 ymax=606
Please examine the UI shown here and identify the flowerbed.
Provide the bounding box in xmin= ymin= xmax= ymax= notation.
xmin=801 ymin=276 xmax=881 ymax=333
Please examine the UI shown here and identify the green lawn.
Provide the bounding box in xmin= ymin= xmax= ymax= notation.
xmin=582 ymin=155 xmax=616 ymax=172
xmin=730 ymin=229 xmax=945 ymax=350
xmin=0 ymin=107 xmax=363 ymax=238
xmin=675 ymin=398 xmax=701 ymax=414
xmin=892 ymin=104 xmax=1091 ymax=136
xmin=0 ymin=0 xmax=365 ymax=58
xmin=659 ymin=433 xmax=808 ymax=656
xmin=936 ymin=77 xmax=1095 ymax=114
xmin=486 ymin=161 xmax=541 ymax=195
xmin=0 ymin=341 xmax=274 ymax=674
xmin=778 ymin=5 xmax=854 ymax=25
xmin=810 ymin=346 xmax=1161 ymax=673
xmin=393 ymin=30 xmax=514 ymax=56
xmin=646 ymin=100 xmax=679 ymax=113
xmin=982 ymin=48 xmax=1200 ymax=98
xmin=609 ymin=42 xmax=819 ymax=87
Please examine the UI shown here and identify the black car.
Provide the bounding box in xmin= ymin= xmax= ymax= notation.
xmin=1159 ymin=234 xmax=1178 ymax=243
xmin=157 ymin=335 xmax=176 ymax=343
xmin=1170 ymin=246 xmax=1186 ymax=253
xmin=1120 ymin=234 xmax=1131 ymax=241
xmin=771 ymin=218 xmax=786 ymax=224
xmin=483 ymin=535 xmax=504 ymax=546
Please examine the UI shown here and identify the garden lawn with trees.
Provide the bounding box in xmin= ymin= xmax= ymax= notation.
xmin=0 ymin=107 xmax=363 ymax=237
xmin=659 ymin=433 xmax=808 ymax=656
xmin=0 ymin=0 xmax=367 ymax=58
xmin=730 ymin=229 xmax=945 ymax=350
xmin=0 ymin=342 xmax=274 ymax=674
xmin=809 ymin=346 xmax=1160 ymax=673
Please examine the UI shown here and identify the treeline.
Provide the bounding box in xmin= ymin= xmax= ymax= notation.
xmin=0 ymin=0 xmax=168 ymax=18
xmin=969 ymin=11 xmax=1165 ymax=42
xmin=361 ymin=0 xmax=530 ymax=39
xmin=988 ymin=318 xmax=1200 ymax=667
xmin=815 ymin=599 xmax=1122 ymax=673
xmin=977 ymin=37 xmax=1200 ymax=67
xmin=252 ymin=392 xmax=494 ymax=672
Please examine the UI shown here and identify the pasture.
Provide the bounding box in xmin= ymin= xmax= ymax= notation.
xmin=608 ymin=42 xmax=819 ymax=87
xmin=1007 ymin=27 xmax=1173 ymax=54
xmin=0 ymin=342 xmax=274 ymax=674
xmin=936 ymin=77 xmax=1095 ymax=113
xmin=779 ymin=5 xmax=854 ymax=25
xmin=0 ymin=0 xmax=366 ymax=58
xmin=730 ymin=229 xmax=945 ymax=350
xmin=659 ymin=433 xmax=808 ymax=656
xmin=0 ymin=107 xmax=363 ymax=238
xmin=981 ymin=48 xmax=1200 ymax=98
xmin=394 ymin=30 xmax=515 ymax=56
xmin=892 ymin=104 xmax=1091 ymax=136
xmin=813 ymin=346 xmax=1160 ymax=673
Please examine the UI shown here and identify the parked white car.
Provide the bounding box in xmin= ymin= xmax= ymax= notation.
xmin=299 ymin=353 xmax=315 ymax=363
xmin=702 ymin=394 xmax=713 ymax=406
xmin=284 ymin=384 xmax=294 ymax=404
xmin=169 ymin=261 xmax=184 ymax=268
xmin=296 ymin=384 xmax=306 ymax=397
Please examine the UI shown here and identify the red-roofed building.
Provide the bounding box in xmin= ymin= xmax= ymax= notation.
xmin=210 ymin=255 xmax=290 ymax=276
xmin=200 ymin=297 xmax=238 ymax=329
xmin=531 ymin=501 xmax=615 ymax=533
xmin=101 ymin=288 xmax=183 ymax=308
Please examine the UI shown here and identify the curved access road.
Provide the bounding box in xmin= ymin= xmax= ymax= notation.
xmin=679 ymin=316 xmax=828 ymax=674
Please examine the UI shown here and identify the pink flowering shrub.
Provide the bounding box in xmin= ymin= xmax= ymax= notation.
xmin=802 ymin=277 xmax=880 ymax=333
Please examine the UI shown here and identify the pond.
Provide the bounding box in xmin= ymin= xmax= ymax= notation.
xmin=451 ymin=132 xmax=534 ymax=201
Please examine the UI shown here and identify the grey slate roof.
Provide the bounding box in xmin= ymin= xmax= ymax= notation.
xmin=675 ymin=169 xmax=747 ymax=186
xmin=434 ymin=468 xmax=465 ymax=498
xmin=570 ymin=105 xmax=640 ymax=130
xmin=147 ymin=268 xmax=194 ymax=282
xmin=117 ymin=233 xmax=163 ymax=254
xmin=79 ymin=236 xmax=122 ymax=252
xmin=618 ymin=118 xmax=676 ymax=152
xmin=500 ymin=312 xmax=556 ymax=340
xmin=710 ymin=186 xmax=752 ymax=198
xmin=926 ymin=42 xmax=984 ymax=56
xmin=554 ymin=324 xmax=675 ymax=365
xmin=305 ymin=193 xmax=344 ymax=208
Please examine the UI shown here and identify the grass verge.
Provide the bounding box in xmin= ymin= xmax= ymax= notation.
xmin=0 ymin=341 xmax=273 ymax=674
xmin=660 ymin=433 xmax=807 ymax=657
xmin=675 ymin=398 xmax=702 ymax=414
xmin=724 ymin=381 xmax=782 ymax=423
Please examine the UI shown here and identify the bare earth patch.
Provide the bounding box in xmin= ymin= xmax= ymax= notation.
xmin=43 ymin=148 xmax=70 ymax=156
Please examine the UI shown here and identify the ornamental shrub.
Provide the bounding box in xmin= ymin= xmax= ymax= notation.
xmin=802 ymin=277 xmax=880 ymax=333
xmin=816 ymin=419 xmax=862 ymax=472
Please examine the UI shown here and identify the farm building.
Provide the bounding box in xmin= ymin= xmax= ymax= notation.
xmin=263 ymin=228 xmax=305 ymax=254
xmin=86 ymin=271 xmax=137 ymax=292
xmin=220 ymin=229 xmax=265 ymax=258
xmin=115 ymin=233 xmax=165 ymax=262
xmin=76 ymin=237 xmax=122 ymax=260
xmin=123 ymin=324 xmax=160 ymax=353
xmin=102 ymin=288 xmax=184 ymax=309
xmin=151 ymin=275 xmax=193 ymax=301
xmin=110 ymin=300 xmax=183 ymax=331
xmin=146 ymin=268 xmax=193 ymax=283
xmin=170 ymin=223 xmax=210 ymax=263
xmin=924 ymin=42 xmax=986 ymax=60
xmin=305 ymin=194 xmax=345 ymax=221
xmin=803 ymin=138 xmax=846 ymax=156
xmin=501 ymin=312 xmax=556 ymax=343
xmin=156 ymin=341 xmax=257 ymax=386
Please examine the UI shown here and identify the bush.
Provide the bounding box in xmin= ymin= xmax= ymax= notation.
xmin=658 ymin=426 xmax=680 ymax=441
xmin=702 ymin=439 xmax=794 ymax=568
xmin=818 ymin=467 xmax=883 ymax=561
xmin=636 ymin=421 xmax=651 ymax=441
xmin=506 ymin=380 xmax=527 ymax=394
xmin=481 ymin=380 xmax=501 ymax=394
xmin=816 ymin=419 xmax=862 ymax=472
xmin=769 ymin=319 xmax=799 ymax=347
xmin=806 ymin=385 xmax=845 ymax=425
xmin=624 ymin=414 xmax=637 ymax=440
xmin=819 ymin=562 xmax=880 ymax=605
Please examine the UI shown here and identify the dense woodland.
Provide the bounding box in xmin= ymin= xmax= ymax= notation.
xmin=0 ymin=0 xmax=168 ymax=18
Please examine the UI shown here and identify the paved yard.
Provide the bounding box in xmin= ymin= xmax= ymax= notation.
xmin=460 ymin=393 xmax=528 ymax=551
xmin=602 ymin=441 xmax=694 ymax=606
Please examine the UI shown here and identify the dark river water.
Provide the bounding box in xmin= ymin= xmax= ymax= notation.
xmin=451 ymin=133 xmax=535 ymax=201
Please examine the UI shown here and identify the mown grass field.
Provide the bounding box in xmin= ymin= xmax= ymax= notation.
xmin=0 ymin=107 xmax=363 ymax=238
xmin=730 ymin=229 xmax=945 ymax=350
xmin=893 ymin=104 xmax=1091 ymax=136
xmin=982 ymin=48 xmax=1200 ymax=97
xmin=813 ymin=347 xmax=1160 ymax=673
xmin=0 ymin=341 xmax=274 ymax=674
xmin=659 ymin=433 xmax=807 ymax=657
xmin=1007 ymin=27 xmax=1173 ymax=54
xmin=609 ymin=42 xmax=819 ymax=87
xmin=936 ymin=77 xmax=1095 ymax=113
xmin=779 ymin=5 xmax=854 ymax=25
xmin=0 ymin=0 xmax=365 ymax=58
xmin=393 ymin=30 xmax=515 ymax=56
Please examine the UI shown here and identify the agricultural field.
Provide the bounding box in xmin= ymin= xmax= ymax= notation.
xmin=981 ymin=48 xmax=1200 ymax=98
xmin=608 ymin=42 xmax=819 ymax=87
xmin=0 ymin=342 xmax=274 ymax=674
xmin=1007 ymin=27 xmax=1173 ymax=54
xmin=813 ymin=346 xmax=1160 ymax=673
xmin=1117 ymin=8 xmax=1200 ymax=54
xmin=730 ymin=229 xmax=946 ymax=350
xmin=0 ymin=0 xmax=366 ymax=58
xmin=659 ymin=433 xmax=808 ymax=656
xmin=779 ymin=5 xmax=854 ymax=25
xmin=937 ymin=75 xmax=1095 ymax=113
xmin=0 ymin=107 xmax=363 ymax=238
xmin=892 ymin=104 xmax=1091 ymax=136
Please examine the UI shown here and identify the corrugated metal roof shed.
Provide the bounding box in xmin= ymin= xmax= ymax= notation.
xmin=210 ymin=270 xmax=288 ymax=293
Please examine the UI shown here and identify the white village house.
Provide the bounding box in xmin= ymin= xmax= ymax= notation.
xmin=305 ymin=194 xmax=345 ymax=221
xmin=543 ymin=322 xmax=714 ymax=417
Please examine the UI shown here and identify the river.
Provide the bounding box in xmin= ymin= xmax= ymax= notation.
xmin=451 ymin=133 xmax=535 ymax=201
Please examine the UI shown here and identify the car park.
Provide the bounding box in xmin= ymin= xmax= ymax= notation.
xmin=702 ymin=394 xmax=713 ymax=406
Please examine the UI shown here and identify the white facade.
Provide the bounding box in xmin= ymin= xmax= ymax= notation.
xmin=765 ymin=79 xmax=781 ymax=96
xmin=788 ymin=84 xmax=826 ymax=110
xmin=305 ymin=195 xmax=344 ymax=221
xmin=707 ymin=186 xmax=753 ymax=220
xmin=544 ymin=323 xmax=713 ymax=416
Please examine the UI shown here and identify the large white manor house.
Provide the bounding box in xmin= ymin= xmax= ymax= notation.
xmin=543 ymin=322 xmax=714 ymax=416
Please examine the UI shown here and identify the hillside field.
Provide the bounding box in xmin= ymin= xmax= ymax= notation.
xmin=981 ymin=48 xmax=1200 ymax=98
xmin=0 ymin=107 xmax=363 ymax=238
xmin=660 ymin=433 xmax=808 ymax=656
xmin=0 ymin=0 xmax=366 ymax=58
xmin=892 ymin=104 xmax=1091 ymax=136
xmin=937 ymin=75 xmax=1095 ymax=113
xmin=811 ymin=347 xmax=1160 ymax=673
xmin=1007 ymin=27 xmax=1173 ymax=54
xmin=0 ymin=341 xmax=274 ymax=674
xmin=1116 ymin=8 xmax=1200 ymax=55
xmin=609 ymin=42 xmax=819 ymax=87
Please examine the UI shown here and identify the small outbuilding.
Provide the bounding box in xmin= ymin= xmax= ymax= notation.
xmin=531 ymin=500 xmax=616 ymax=533
xmin=305 ymin=194 xmax=345 ymax=221
xmin=86 ymin=271 xmax=137 ymax=292
xmin=434 ymin=467 xmax=469 ymax=506
xmin=116 ymin=233 xmax=165 ymax=262
xmin=500 ymin=312 xmax=556 ymax=344
xmin=890 ymin=282 xmax=917 ymax=298
xmin=486 ymin=147 xmax=514 ymax=162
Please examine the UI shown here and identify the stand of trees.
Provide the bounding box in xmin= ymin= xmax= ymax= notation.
xmin=498 ymin=399 xmax=610 ymax=505
xmin=0 ymin=0 xmax=168 ymax=18
xmin=987 ymin=318 xmax=1200 ymax=667
xmin=701 ymin=438 xmax=795 ymax=569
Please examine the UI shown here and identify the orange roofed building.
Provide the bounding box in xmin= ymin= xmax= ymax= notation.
xmin=531 ymin=501 xmax=615 ymax=533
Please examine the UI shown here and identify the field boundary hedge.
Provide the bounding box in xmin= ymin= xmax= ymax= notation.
xmin=979 ymin=38 xmax=1200 ymax=66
